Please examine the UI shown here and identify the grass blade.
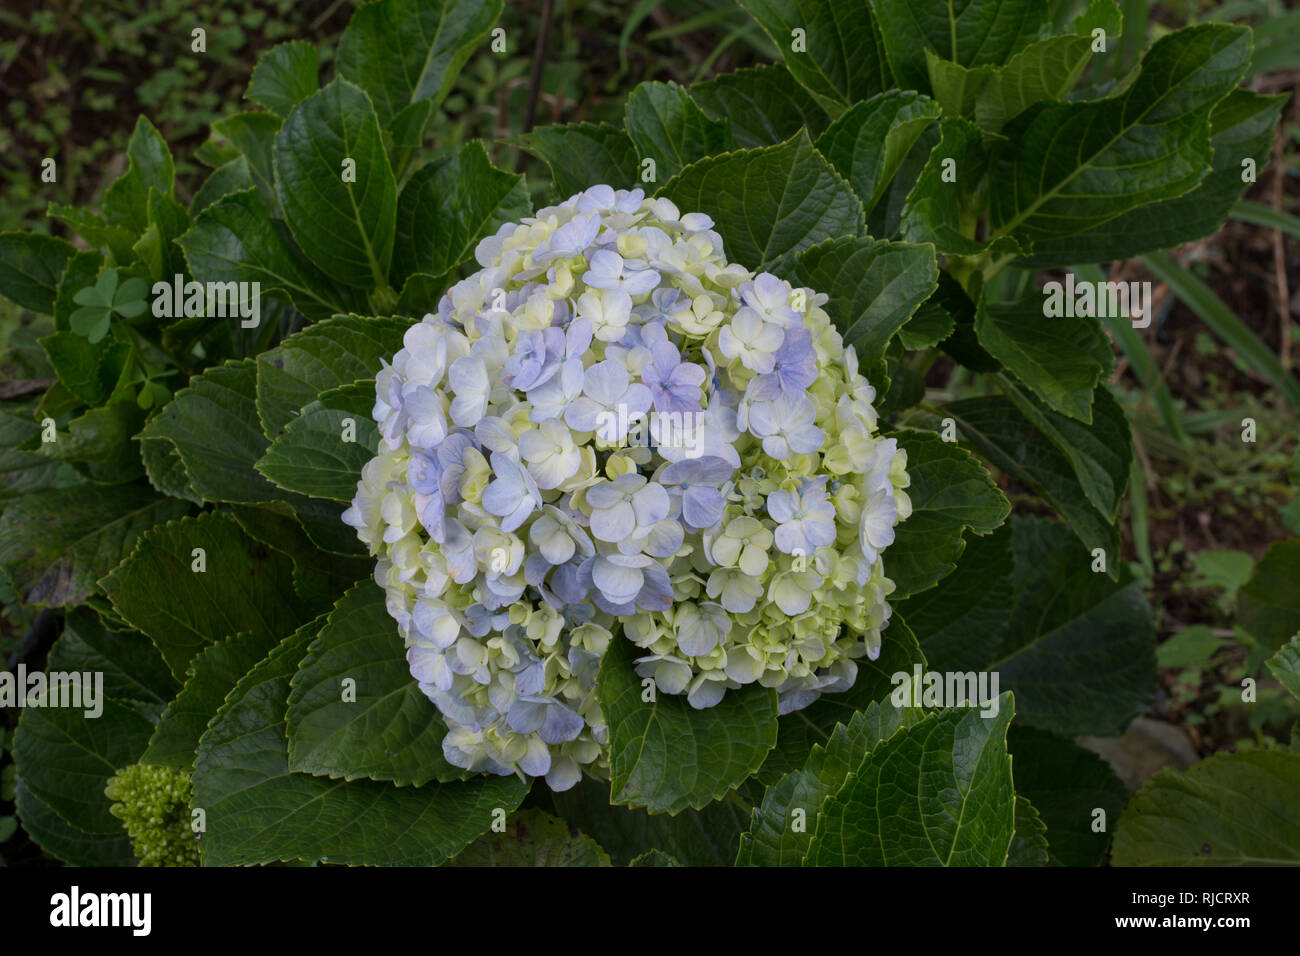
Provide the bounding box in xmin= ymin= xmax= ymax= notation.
xmin=1140 ymin=251 xmax=1300 ymax=407
xmin=1073 ymin=263 xmax=1190 ymax=444
xmin=1231 ymin=199 xmax=1300 ymax=241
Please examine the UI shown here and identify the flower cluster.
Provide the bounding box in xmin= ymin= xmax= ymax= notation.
xmin=345 ymin=185 xmax=909 ymax=790
xmin=105 ymin=763 xmax=200 ymax=867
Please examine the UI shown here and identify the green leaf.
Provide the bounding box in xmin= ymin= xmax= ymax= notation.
xmin=869 ymin=122 xmax=940 ymax=239
xmin=397 ymin=272 xmax=451 ymax=314
xmin=506 ymin=123 xmax=640 ymax=198
xmin=945 ymin=393 xmax=1124 ymax=560
xmin=287 ymin=580 xmax=465 ymax=785
xmin=987 ymin=25 xmax=1252 ymax=250
xmin=1156 ymin=625 xmax=1224 ymax=669
xmin=102 ymin=511 xmax=315 ymax=679
xmin=336 ymin=0 xmax=503 ymax=126
xmin=925 ymin=49 xmax=991 ymax=118
xmin=35 ymin=402 xmax=147 ymax=484
xmin=926 ymin=0 xmax=1123 ymax=131
xmin=901 ymin=117 xmax=1016 ymax=256
xmin=178 ymin=189 xmax=366 ymax=321
xmin=39 ymin=330 xmax=131 ymax=407
xmin=77 ymin=267 xmax=118 ymax=306
xmin=624 ymin=81 xmax=732 ymax=182
xmin=1008 ymin=796 xmax=1050 ymax=866
xmin=792 ymin=235 xmax=937 ymax=364
xmin=1003 ymin=378 xmax=1132 ymax=520
xmin=898 ymin=293 xmax=956 ymax=350
xmin=629 ymin=849 xmax=681 ymax=866
xmin=274 ymin=78 xmax=397 ymax=289
xmin=546 ymin=774 xmax=752 ymax=866
xmin=1023 ymin=91 xmax=1286 ymax=266
xmin=689 ymin=64 xmax=829 ymax=149
xmin=209 ymin=112 xmax=282 ymax=214
xmin=1007 ymin=725 xmax=1128 ymax=866
xmin=658 ymin=132 xmax=864 ymax=274
xmin=1266 ymin=634 xmax=1300 ymax=701
xmin=1238 ymin=540 xmax=1300 ymax=652
xmin=993 ymin=516 xmax=1154 ymax=736
xmin=0 ymin=232 xmax=77 ymax=314
xmin=190 ymin=157 xmax=254 ymax=216
xmin=47 ymin=205 xmax=137 ymax=262
xmin=256 ymin=495 xmax=366 ymax=559
xmin=805 ymin=693 xmax=1016 ymax=865
xmin=254 ymin=313 xmax=411 ymax=439
xmin=228 ymin=502 xmax=371 ymax=599
xmin=193 ymin=623 xmax=528 ymax=866
xmin=69 ymin=306 xmax=111 ymax=343
xmin=136 ymin=190 xmax=191 ymax=283
xmin=31 ymin=383 xmax=82 ymax=428
xmin=53 ymin=249 xmax=105 ymax=332
xmin=981 ymin=0 xmax=1122 ymax=132
xmin=103 ymin=116 xmax=175 ymax=234
xmin=15 ymin=780 xmax=133 ymax=867
xmin=975 ymin=300 xmax=1111 ymax=422
xmin=757 ymin=616 xmax=925 ymax=784
xmin=387 ymin=99 xmax=434 ymax=149
xmin=883 ymin=430 xmax=1010 ymax=599
xmin=0 ymin=321 xmax=53 ymax=384
xmin=392 ymin=141 xmax=530 ymax=288
xmin=897 ymin=523 xmax=1012 ymax=673
xmin=49 ymin=609 xmax=180 ymax=707
xmin=143 ymin=628 xmax=288 ymax=769
xmin=815 ymin=91 xmax=941 ymax=219
xmin=246 ymin=40 xmax=320 ymax=117
xmin=868 ymin=0 xmax=1051 ymax=91
xmin=736 ymin=0 xmax=890 ymax=114
xmin=0 ymin=485 xmax=187 ymax=608
xmin=0 ymin=409 xmax=71 ymax=501
xmin=1111 ymin=749 xmax=1300 ymax=865
xmin=139 ymin=437 xmax=201 ymax=504
xmin=1142 ymin=250 xmax=1300 ymax=408
xmin=139 ymin=359 xmax=281 ymax=504
xmin=1249 ymin=8 xmax=1300 ymax=77
xmin=451 ymin=809 xmax=611 ymax=866
xmin=738 ymin=698 xmax=923 ymax=866
xmin=597 ymin=630 xmax=778 ymax=814
xmin=13 ymin=696 xmax=154 ymax=860
xmin=930 ymin=270 xmax=1000 ymax=371
xmin=195 ymin=136 xmax=239 ymax=169
xmin=257 ymin=381 xmax=375 ymax=501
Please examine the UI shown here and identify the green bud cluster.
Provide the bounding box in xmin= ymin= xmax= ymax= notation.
xmin=105 ymin=763 xmax=199 ymax=867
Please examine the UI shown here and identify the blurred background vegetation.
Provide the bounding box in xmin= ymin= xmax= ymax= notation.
xmin=0 ymin=0 xmax=1298 ymax=817
xmin=0 ymin=0 xmax=779 ymax=225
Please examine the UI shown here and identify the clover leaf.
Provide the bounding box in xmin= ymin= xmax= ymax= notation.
xmin=69 ymin=268 xmax=149 ymax=344
xmin=136 ymin=377 xmax=173 ymax=410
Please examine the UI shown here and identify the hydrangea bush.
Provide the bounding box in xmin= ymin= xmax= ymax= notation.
xmin=2 ymin=0 xmax=1295 ymax=869
xmin=344 ymin=185 xmax=909 ymax=788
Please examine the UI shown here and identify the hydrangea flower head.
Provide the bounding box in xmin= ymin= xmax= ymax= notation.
xmin=345 ymin=185 xmax=909 ymax=791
